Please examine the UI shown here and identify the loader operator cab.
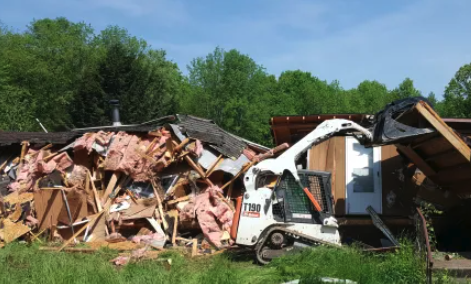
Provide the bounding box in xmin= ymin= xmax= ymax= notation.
xmin=271 ymin=170 xmax=334 ymax=225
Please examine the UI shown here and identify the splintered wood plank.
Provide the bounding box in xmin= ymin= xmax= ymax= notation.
xmin=88 ymin=171 xmax=102 ymax=212
xmin=103 ymin=173 xmax=121 ymax=202
xmin=192 ymin=239 xmax=198 ymax=257
xmin=3 ymin=219 xmax=31 ymax=243
xmin=3 ymin=192 xmax=34 ymax=205
xmin=396 ymin=144 xmax=436 ymax=176
xmin=205 ymin=155 xmax=223 ymax=177
xmin=416 ymin=102 xmax=471 ymax=162
xmin=172 ymin=215 xmax=178 ymax=245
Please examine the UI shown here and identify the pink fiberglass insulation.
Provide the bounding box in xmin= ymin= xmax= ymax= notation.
xmin=67 ymin=165 xmax=88 ymax=187
xmin=105 ymin=132 xmax=133 ymax=171
xmin=116 ymin=135 xmax=141 ymax=173
xmin=180 ymin=201 xmax=196 ymax=221
xmin=110 ymin=256 xmax=130 ymax=266
xmin=38 ymin=152 xmax=73 ymax=174
xmin=116 ymin=136 xmax=161 ymax=182
xmin=193 ymin=186 xmax=233 ymax=247
xmin=131 ymin=232 xmax=165 ymax=244
xmin=242 ymin=148 xmax=257 ymax=161
xmin=129 ymin=147 xmax=154 ymax=182
xmin=8 ymin=149 xmax=42 ymax=192
xmin=74 ymin=131 xmax=114 ymax=154
xmin=74 ymin=133 xmax=96 ymax=154
xmin=193 ymin=140 xmax=203 ymax=157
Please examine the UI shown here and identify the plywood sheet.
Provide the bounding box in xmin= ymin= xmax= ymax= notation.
xmin=3 ymin=219 xmax=31 ymax=243
xmin=57 ymin=189 xmax=88 ymax=225
xmin=308 ymin=136 xmax=345 ymax=215
xmin=34 ymin=189 xmax=64 ymax=231
xmin=120 ymin=199 xmax=158 ymax=220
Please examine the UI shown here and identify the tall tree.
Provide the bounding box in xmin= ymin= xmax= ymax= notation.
xmin=0 ymin=18 xmax=94 ymax=130
xmin=70 ymin=26 xmax=182 ymax=127
xmin=442 ymin=63 xmax=471 ymax=118
xmin=349 ymin=80 xmax=389 ymax=113
xmin=183 ymin=47 xmax=275 ymax=145
xmin=277 ymin=70 xmax=337 ymax=115
xmin=389 ymin=78 xmax=422 ymax=101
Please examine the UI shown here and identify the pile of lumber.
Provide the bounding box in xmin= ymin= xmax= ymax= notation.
xmin=0 ymin=124 xmax=278 ymax=257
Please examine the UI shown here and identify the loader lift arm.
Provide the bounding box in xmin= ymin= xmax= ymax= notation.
xmin=244 ymin=119 xmax=373 ymax=192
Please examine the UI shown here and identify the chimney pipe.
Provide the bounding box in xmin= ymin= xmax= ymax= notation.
xmin=109 ymin=99 xmax=121 ymax=126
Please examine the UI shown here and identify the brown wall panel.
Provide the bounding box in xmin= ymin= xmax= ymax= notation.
xmin=381 ymin=145 xmax=416 ymax=216
xmin=309 ymin=137 xmax=345 ymax=215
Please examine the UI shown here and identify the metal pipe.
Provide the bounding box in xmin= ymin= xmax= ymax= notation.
xmin=109 ymin=100 xmax=121 ymax=126
xmin=61 ymin=189 xmax=77 ymax=244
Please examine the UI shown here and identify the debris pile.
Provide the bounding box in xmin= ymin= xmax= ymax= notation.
xmin=0 ymin=118 xmax=270 ymax=257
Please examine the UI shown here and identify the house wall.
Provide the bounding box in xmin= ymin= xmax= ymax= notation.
xmin=308 ymin=137 xmax=414 ymax=216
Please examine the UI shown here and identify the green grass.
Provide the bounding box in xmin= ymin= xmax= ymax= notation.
xmin=0 ymin=242 xmax=426 ymax=284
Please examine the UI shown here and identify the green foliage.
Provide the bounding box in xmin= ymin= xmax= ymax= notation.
xmin=0 ymin=18 xmax=182 ymax=131
xmin=0 ymin=17 xmax=468 ymax=146
xmin=0 ymin=242 xmax=426 ymax=284
xmin=418 ymin=201 xmax=443 ymax=249
xmin=389 ymin=78 xmax=422 ymax=101
xmin=269 ymin=243 xmax=425 ymax=284
xmin=442 ymin=63 xmax=471 ymax=118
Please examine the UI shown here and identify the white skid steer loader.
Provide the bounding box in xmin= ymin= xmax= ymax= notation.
xmin=229 ymin=97 xmax=436 ymax=264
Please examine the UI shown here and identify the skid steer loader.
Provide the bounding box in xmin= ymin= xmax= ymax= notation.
xmin=229 ymin=97 xmax=436 ymax=264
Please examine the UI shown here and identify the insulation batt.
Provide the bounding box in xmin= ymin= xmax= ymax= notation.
xmin=105 ymin=131 xmax=166 ymax=182
xmin=8 ymin=150 xmax=73 ymax=192
xmin=131 ymin=232 xmax=165 ymax=245
xmin=105 ymin=132 xmax=133 ymax=171
xmin=67 ymin=165 xmax=88 ymax=187
xmin=74 ymin=131 xmax=113 ymax=154
xmin=193 ymin=185 xmax=233 ymax=247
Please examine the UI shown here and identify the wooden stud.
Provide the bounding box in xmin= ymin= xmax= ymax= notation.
xmin=167 ymin=195 xmax=190 ymax=205
xmin=184 ymin=155 xmax=206 ymax=178
xmin=172 ymin=215 xmax=178 ymax=245
xmin=103 ymin=173 xmax=121 ymax=203
xmin=85 ymin=172 xmax=90 ymax=193
xmin=415 ymin=102 xmax=471 ymax=162
xmin=17 ymin=141 xmax=29 ymax=175
xmin=226 ymin=183 xmax=233 ymax=201
xmin=192 ymin=239 xmax=198 ymax=257
xmin=220 ymin=162 xmax=254 ymax=191
xmin=396 ymin=145 xmax=436 ymax=176
xmin=205 ymin=155 xmax=224 ymax=177
xmin=173 ymin=138 xmax=191 ymax=153
xmin=29 ymin=228 xmax=47 ymax=244
xmin=151 ymin=180 xmax=168 ymax=230
xmin=87 ymin=171 xmax=103 ymax=212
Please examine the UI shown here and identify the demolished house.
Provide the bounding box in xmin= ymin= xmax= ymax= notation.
xmin=0 ymin=111 xmax=273 ymax=261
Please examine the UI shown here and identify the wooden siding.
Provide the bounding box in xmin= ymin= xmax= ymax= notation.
xmin=308 ymin=137 xmax=346 ymax=215
xmin=309 ymin=140 xmax=414 ymax=216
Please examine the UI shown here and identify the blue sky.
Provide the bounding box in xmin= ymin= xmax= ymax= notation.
xmin=1 ymin=0 xmax=471 ymax=99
